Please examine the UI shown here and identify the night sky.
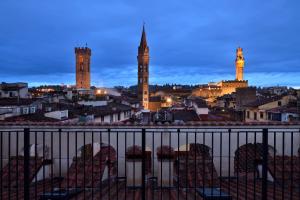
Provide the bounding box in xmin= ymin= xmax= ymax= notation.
xmin=1 ymin=0 xmax=300 ymax=88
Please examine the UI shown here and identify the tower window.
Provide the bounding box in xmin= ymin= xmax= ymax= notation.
xmin=79 ymin=56 xmax=84 ymax=63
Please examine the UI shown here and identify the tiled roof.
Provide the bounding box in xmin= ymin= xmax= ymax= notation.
xmin=61 ymin=143 xmax=117 ymax=188
xmin=244 ymin=95 xmax=284 ymax=108
xmin=1 ymin=156 xmax=44 ymax=187
xmin=221 ymin=178 xmax=300 ymax=200
xmin=268 ymin=155 xmax=300 ymax=189
xmin=4 ymin=113 xmax=61 ymax=122
xmin=69 ymin=180 xmax=203 ymax=200
xmin=0 ymin=98 xmax=38 ymax=106
xmin=193 ymin=99 xmax=208 ymax=108
xmin=234 ymin=143 xmax=275 ymax=174
xmin=1 ymin=178 xmax=61 ymax=200
xmin=149 ymin=96 xmax=161 ymax=102
xmin=173 ymin=110 xmax=200 ymax=122
xmin=175 ymin=144 xmax=219 ymax=188
xmin=267 ymin=106 xmax=299 ymax=114
xmin=0 ymin=84 xmax=27 ymax=91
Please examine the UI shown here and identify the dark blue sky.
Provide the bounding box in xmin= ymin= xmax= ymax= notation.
xmin=1 ymin=0 xmax=300 ymax=87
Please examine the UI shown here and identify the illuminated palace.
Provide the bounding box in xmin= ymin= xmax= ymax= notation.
xmin=192 ymin=47 xmax=248 ymax=101
xmin=137 ymin=25 xmax=149 ymax=109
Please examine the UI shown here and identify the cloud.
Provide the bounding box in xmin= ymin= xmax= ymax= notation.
xmin=0 ymin=0 xmax=299 ymax=87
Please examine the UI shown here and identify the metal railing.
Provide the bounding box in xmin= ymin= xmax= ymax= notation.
xmin=0 ymin=125 xmax=300 ymax=200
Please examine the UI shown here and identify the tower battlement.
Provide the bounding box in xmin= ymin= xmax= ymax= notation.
xmin=75 ymin=47 xmax=91 ymax=55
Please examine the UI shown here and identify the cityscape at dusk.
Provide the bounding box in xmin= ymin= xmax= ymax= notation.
xmin=1 ymin=1 xmax=300 ymax=200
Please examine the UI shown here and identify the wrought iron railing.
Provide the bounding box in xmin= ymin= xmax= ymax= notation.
xmin=0 ymin=125 xmax=300 ymax=200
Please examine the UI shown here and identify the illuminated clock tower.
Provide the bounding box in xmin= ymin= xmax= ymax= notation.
xmin=235 ymin=47 xmax=245 ymax=81
xmin=137 ymin=25 xmax=149 ymax=109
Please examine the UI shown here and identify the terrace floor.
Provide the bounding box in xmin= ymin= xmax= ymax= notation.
xmin=2 ymin=178 xmax=300 ymax=200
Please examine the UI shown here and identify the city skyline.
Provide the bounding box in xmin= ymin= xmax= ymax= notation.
xmin=1 ymin=0 xmax=300 ymax=88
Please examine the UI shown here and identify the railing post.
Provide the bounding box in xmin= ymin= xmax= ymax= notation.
xmin=141 ymin=128 xmax=146 ymax=200
xmin=262 ymin=128 xmax=268 ymax=200
xmin=24 ymin=128 xmax=30 ymax=200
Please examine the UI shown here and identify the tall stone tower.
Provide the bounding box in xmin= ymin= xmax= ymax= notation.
xmin=235 ymin=47 xmax=245 ymax=81
xmin=137 ymin=25 xmax=149 ymax=109
xmin=75 ymin=47 xmax=91 ymax=89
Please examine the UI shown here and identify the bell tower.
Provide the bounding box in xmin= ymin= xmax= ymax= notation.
xmin=75 ymin=47 xmax=91 ymax=89
xmin=137 ymin=25 xmax=149 ymax=109
xmin=235 ymin=47 xmax=245 ymax=81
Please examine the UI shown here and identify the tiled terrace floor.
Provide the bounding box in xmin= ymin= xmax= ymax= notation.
xmin=2 ymin=178 xmax=300 ymax=200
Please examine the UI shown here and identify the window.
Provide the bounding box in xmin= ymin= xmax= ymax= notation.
xmin=110 ymin=114 xmax=113 ymax=123
xmin=23 ymin=107 xmax=29 ymax=115
xmin=144 ymin=77 xmax=147 ymax=82
xmin=30 ymin=107 xmax=36 ymax=113
xmin=79 ymin=56 xmax=84 ymax=63
xmin=268 ymin=113 xmax=272 ymax=120
xmin=246 ymin=111 xmax=250 ymax=118
xmin=101 ymin=116 xmax=104 ymax=122
xmin=139 ymin=78 xmax=143 ymax=83
xmin=254 ymin=112 xmax=257 ymax=120
xmin=144 ymin=91 xmax=147 ymax=95
xmin=118 ymin=113 xmax=121 ymax=121
xmin=260 ymin=112 xmax=264 ymax=119
xmin=278 ymin=101 xmax=282 ymax=106
xmin=144 ymin=98 xmax=148 ymax=101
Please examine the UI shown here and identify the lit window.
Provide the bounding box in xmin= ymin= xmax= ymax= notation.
xmin=79 ymin=56 xmax=84 ymax=63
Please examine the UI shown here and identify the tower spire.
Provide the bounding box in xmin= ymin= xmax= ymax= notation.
xmin=140 ymin=24 xmax=148 ymax=48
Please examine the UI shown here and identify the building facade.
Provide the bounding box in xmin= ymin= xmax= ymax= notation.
xmin=235 ymin=47 xmax=245 ymax=81
xmin=192 ymin=47 xmax=248 ymax=100
xmin=137 ymin=26 xmax=149 ymax=109
xmin=0 ymin=82 xmax=29 ymax=98
xmin=75 ymin=47 xmax=91 ymax=90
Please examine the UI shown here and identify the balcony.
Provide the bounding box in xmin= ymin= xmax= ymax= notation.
xmin=0 ymin=124 xmax=300 ymax=199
